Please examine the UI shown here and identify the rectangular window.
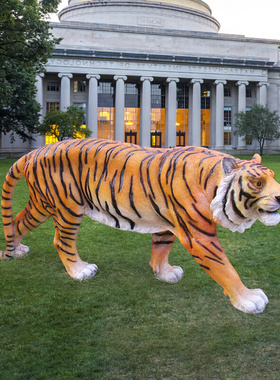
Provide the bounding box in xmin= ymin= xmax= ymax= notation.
xmin=246 ymin=88 xmax=252 ymax=98
xmin=224 ymin=87 xmax=231 ymax=97
xmin=224 ymin=107 xmax=231 ymax=145
xmin=98 ymin=82 xmax=115 ymax=140
xmin=46 ymin=102 xmax=60 ymax=113
xmin=74 ymin=80 xmax=86 ymax=93
xmin=176 ymin=83 xmax=189 ymax=146
xmin=151 ymin=84 xmax=165 ymax=147
xmin=47 ymin=81 xmax=59 ymax=92
xmin=124 ymin=83 xmax=140 ymax=145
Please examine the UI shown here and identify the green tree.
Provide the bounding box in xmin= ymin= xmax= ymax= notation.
xmin=234 ymin=104 xmax=280 ymax=156
xmin=0 ymin=0 xmax=61 ymax=142
xmin=38 ymin=105 xmax=92 ymax=142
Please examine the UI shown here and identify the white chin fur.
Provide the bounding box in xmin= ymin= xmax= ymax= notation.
xmin=258 ymin=211 xmax=280 ymax=226
xmin=210 ymin=172 xmax=257 ymax=233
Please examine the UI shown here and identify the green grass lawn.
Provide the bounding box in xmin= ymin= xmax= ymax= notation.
xmin=0 ymin=155 xmax=280 ymax=380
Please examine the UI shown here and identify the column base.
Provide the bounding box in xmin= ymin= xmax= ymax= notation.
xmin=213 ymin=145 xmax=224 ymax=151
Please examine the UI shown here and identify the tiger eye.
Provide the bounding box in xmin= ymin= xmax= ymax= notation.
xmin=256 ymin=181 xmax=262 ymax=187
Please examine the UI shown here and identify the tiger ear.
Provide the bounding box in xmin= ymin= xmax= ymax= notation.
xmin=252 ymin=153 xmax=261 ymax=164
xmin=222 ymin=157 xmax=238 ymax=176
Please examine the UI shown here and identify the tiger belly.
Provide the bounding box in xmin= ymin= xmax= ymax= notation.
xmin=84 ymin=205 xmax=171 ymax=234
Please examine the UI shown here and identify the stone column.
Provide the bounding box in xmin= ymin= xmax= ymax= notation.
xmin=190 ymin=79 xmax=203 ymax=146
xmin=231 ymin=85 xmax=238 ymax=148
xmin=214 ymin=80 xmax=227 ymax=150
xmin=258 ymin=82 xmax=269 ymax=106
xmin=114 ymin=75 xmax=127 ymax=142
xmin=58 ymin=73 xmax=73 ymax=111
xmin=236 ymin=81 xmax=249 ymax=149
xmin=86 ymin=74 xmax=100 ymax=138
xmin=32 ymin=73 xmax=45 ymax=149
xmin=165 ymin=77 xmax=179 ymax=148
xmin=140 ymin=76 xmax=153 ymax=147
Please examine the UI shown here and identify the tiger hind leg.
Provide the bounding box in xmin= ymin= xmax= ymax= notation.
xmin=53 ymin=215 xmax=98 ymax=281
xmin=1 ymin=198 xmax=49 ymax=260
xmin=149 ymin=231 xmax=183 ymax=283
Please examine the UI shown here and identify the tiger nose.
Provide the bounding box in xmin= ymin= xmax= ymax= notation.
xmin=275 ymin=196 xmax=280 ymax=204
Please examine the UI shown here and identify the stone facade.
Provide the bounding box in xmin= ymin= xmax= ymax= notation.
xmin=2 ymin=0 xmax=280 ymax=154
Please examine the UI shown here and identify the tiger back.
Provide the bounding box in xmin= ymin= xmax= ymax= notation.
xmin=1 ymin=138 xmax=280 ymax=314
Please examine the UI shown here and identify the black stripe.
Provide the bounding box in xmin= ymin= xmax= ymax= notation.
xmin=57 ymin=209 xmax=81 ymax=226
xmin=204 ymin=161 xmax=220 ymax=190
xmin=192 ymin=255 xmax=203 ymax=261
xmin=192 ymin=203 xmax=212 ymax=225
xmin=57 ymin=244 xmax=76 ymax=256
xmin=65 ymin=150 xmax=84 ymax=206
xmin=199 ymin=167 xmax=204 ymax=185
xmin=60 ymin=150 xmax=68 ymax=198
xmin=139 ymin=155 xmax=155 ymax=197
xmin=146 ymin=156 xmax=156 ymax=199
xmin=205 ymin=256 xmax=225 ymax=265
xmin=196 ymin=240 xmax=223 ymax=261
xmin=149 ymin=195 xmax=175 ymax=228
xmin=199 ymin=264 xmax=210 ymax=270
xmin=93 ymin=160 xmax=98 ymax=181
xmin=110 ymin=170 xmax=135 ymax=230
xmin=83 ymin=168 xmax=95 ymax=210
xmin=118 ymin=156 xmax=130 ymax=193
xmin=188 ymin=221 xmax=216 ymax=237
xmin=105 ymin=201 xmax=120 ymax=229
xmin=2 ymin=196 xmax=11 ymax=201
xmin=231 ymin=190 xmax=246 ymax=219
xmin=4 ymin=179 xmax=13 ymax=188
xmin=168 ymin=196 xmax=192 ymax=248
xmin=154 ymin=231 xmax=174 ymax=236
xmin=211 ymin=241 xmax=223 ymax=253
xmin=222 ymin=177 xmax=234 ymax=221
xmin=153 ymin=241 xmax=174 ymax=245
xmin=129 ymin=176 xmax=142 ymax=218
xmin=182 ymin=162 xmax=197 ymax=203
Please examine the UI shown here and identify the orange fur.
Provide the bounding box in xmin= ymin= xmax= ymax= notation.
xmin=1 ymin=138 xmax=280 ymax=313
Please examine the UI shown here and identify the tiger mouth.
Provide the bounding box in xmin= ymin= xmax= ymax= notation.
xmin=258 ymin=208 xmax=280 ymax=215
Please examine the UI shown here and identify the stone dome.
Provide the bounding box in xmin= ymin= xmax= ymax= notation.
xmin=60 ymin=0 xmax=220 ymax=33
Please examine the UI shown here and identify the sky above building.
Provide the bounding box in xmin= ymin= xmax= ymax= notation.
xmin=51 ymin=0 xmax=280 ymax=40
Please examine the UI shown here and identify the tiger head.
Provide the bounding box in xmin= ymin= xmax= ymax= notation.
xmin=210 ymin=154 xmax=280 ymax=233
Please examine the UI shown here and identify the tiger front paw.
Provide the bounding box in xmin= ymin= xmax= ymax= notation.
xmin=154 ymin=265 xmax=184 ymax=284
xmin=75 ymin=263 xmax=98 ymax=281
xmin=0 ymin=244 xmax=29 ymax=260
xmin=228 ymin=288 xmax=268 ymax=314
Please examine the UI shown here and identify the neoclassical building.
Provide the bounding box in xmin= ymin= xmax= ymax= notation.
xmin=2 ymin=0 xmax=280 ymax=154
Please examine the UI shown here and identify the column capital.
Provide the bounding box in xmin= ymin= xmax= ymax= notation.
xmin=257 ymin=81 xmax=270 ymax=88
xmin=113 ymin=75 xmax=127 ymax=81
xmin=236 ymin=80 xmax=249 ymax=87
xmin=36 ymin=73 xmax=45 ymax=79
xmin=191 ymin=78 xmax=204 ymax=85
xmin=166 ymin=77 xmax=179 ymax=83
xmin=86 ymin=74 xmax=100 ymax=80
xmin=214 ymin=79 xmax=227 ymax=86
xmin=140 ymin=76 xmax=154 ymax=82
xmin=58 ymin=73 xmax=73 ymax=79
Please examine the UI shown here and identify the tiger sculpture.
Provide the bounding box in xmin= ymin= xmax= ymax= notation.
xmin=1 ymin=138 xmax=280 ymax=314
